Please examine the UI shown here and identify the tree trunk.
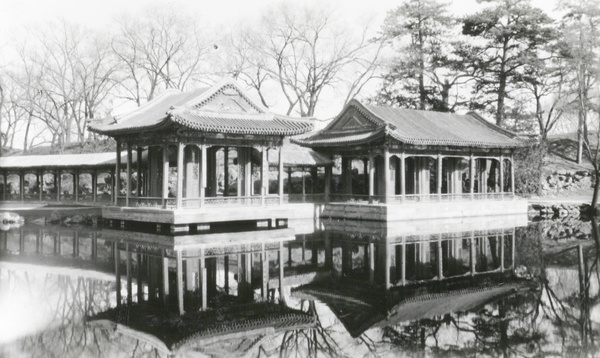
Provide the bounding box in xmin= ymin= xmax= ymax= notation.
xmin=591 ymin=169 xmax=600 ymax=212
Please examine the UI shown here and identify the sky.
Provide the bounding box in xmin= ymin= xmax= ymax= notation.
xmin=0 ymin=0 xmax=559 ymax=42
xmin=0 ymin=0 xmax=561 ymax=148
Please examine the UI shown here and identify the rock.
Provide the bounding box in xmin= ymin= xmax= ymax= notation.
xmin=48 ymin=210 xmax=61 ymax=224
xmin=30 ymin=217 xmax=46 ymax=225
xmin=68 ymin=215 xmax=85 ymax=224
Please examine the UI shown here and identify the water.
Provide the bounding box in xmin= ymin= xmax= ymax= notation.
xmin=0 ymin=216 xmax=598 ymax=357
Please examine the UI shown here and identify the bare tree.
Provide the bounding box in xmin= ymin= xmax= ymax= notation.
xmin=225 ymin=3 xmax=383 ymax=117
xmin=111 ymin=8 xmax=214 ymax=106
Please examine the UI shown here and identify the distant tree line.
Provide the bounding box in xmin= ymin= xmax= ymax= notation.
xmin=0 ymin=0 xmax=599 ymax=158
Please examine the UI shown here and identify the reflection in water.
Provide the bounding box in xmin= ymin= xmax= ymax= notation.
xmin=0 ymin=217 xmax=598 ymax=357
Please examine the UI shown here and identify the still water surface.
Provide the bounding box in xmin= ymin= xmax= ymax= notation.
xmin=0 ymin=216 xmax=598 ymax=357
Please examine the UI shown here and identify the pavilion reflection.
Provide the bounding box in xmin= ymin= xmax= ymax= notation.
xmin=102 ymin=227 xmax=296 ymax=315
xmin=290 ymin=217 xmax=528 ymax=338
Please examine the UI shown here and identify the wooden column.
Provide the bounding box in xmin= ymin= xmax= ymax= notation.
xmin=74 ymin=169 xmax=79 ymax=202
xmin=368 ymin=241 xmax=375 ymax=284
xmin=115 ymin=141 xmax=121 ymax=205
xmin=161 ymin=249 xmax=169 ymax=305
xmin=260 ymin=147 xmax=268 ymax=205
xmin=224 ymin=147 xmax=230 ymax=197
xmin=301 ymin=168 xmax=306 ymax=201
xmin=137 ymin=147 xmax=143 ymax=197
xmin=384 ymin=243 xmax=391 ymax=289
xmin=110 ymin=168 xmax=115 ymax=203
xmin=115 ymin=244 xmax=122 ymax=306
xmin=200 ymin=144 xmax=207 ymax=206
xmin=287 ymin=170 xmax=292 ymax=195
xmin=342 ymin=157 xmax=352 ymax=195
xmin=57 ymin=169 xmax=62 ymax=202
xmin=19 ymin=170 xmax=24 ymax=201
xmin=400 ymin=153 xmax=406 ymax=201
xmin=2 ymin=170 xmax=7 ymax=201
xmin=469 ymin=154 xmax=475 ymax=199
xmin=38 ymin=171 xmax=43 ymax=202
xmin=261 ymin=248 xmax=268 ymax=300
xmin=383 ymin=147 xmax=391 ymax=203
xmin=500 ymin=230 xmax=505 ymax=272
xmin=311 ymin=167 xmax=317 ymax=195
xmin=244 ymin=147 xmax=252 ymax=197
xmin=92 ymin=170 xmax=97 ymax=202
xmin=176 ymin=250 xmax=184 ymax=315
xmin=368 ymin=154 xmax=375 ymax=203
xmin=162 ymin=144 xmax=169 ymax=208
xmin=279 ymin=241 xmax=285 ymax=303
xmin=126 ymin=243 xmax=133 ymax=305
xmin=236 ymin=147 xmax=242 ymax=197
xmin=278 ymin=147 xmax=284 ymax=204
xmin=176 ymin=142 xmax=184 ymax=208
xmin=137 ymin=251 xmax=143 ymax=302
xmin=510 ymin=154 xmax=515 ymax=196
xmin=363 ymin=159 xmax=369 ymax=194
xmin=401 ymin=237 xmax=406 ymax=285
xmin=437 ymin=154 xmax=442 ymax=200
xmin=324 ymin=166 xmax=332 ymax=201
xmin=500 ymin=155 xmax=504 ymax=198
xmin=126 ymin=143 xmax=132 ymax=206
xmin=437 ymin=235 xmax=443 ymax=280
xmin=470 ymin=232 xmax=476 ymax=275
xmin=199 ymin=248 xmax=207 ymax=310
xmin=224 ymin=256 xmax=230 ymax=294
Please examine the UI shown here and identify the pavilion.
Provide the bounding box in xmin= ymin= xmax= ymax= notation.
xmin=294 ymin=99 xmax=531 ymax=204
xmin=88 ymin=78 xmax=315 ymax=210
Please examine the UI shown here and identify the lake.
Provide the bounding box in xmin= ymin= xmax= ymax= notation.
xmin=0 ymin=216 xmax=598 ymax=357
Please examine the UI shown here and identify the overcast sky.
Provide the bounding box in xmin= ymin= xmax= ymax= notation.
xmin=0 ymin=0 xmax=561 ymax=148
xmin=0 ymin=0 xmax=559 ymax=40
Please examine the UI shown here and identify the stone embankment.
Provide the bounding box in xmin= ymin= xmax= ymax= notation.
xmin=542 ymin=170 xmax=592 ymax=196
xmin=528 ymin=203 xmax=588 ymax=219
xmin=0 ymin=205 xmax=101 ymax=227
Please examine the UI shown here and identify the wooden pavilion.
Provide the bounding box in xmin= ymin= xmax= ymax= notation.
xmin=88 ymin=78 xmax=314 ymax=210
xmin=294 ymin=99 xmax=530 ymax=204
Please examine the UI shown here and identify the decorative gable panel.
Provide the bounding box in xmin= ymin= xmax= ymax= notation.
xmin=328 ymin=106 xmax=379 ymax=131
xmin=196 ymin=85 xmax=262 ymax=114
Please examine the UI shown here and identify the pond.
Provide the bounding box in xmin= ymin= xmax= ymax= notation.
xmin=0 ymin=215 xmax=598 ymax=357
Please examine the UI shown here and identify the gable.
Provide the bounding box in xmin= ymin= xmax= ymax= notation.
xmin=194 ymin=85 xmax=262 ymax=115
xmin=327 ymin=106 xmax=379 ymax=132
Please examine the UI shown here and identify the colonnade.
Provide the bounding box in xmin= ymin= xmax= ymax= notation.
xmin=116 ymin=142 xmax=286 ymax=208
xmin=338 ymin=150 xmax=515 ymax=203
xmin=0 ymin=168 xmax=115 ymax=203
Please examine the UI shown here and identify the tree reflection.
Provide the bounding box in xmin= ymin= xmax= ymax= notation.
xmin=372 ymin=220 xmax=600 ymax=357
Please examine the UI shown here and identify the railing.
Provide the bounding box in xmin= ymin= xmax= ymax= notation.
xmin=203 ymin=196 xmax=263 ymax=207
xmin=104 ymin=191 xmax=516 ymax=208
xmin=128 ymin=197 xmax=165 ymax=208
xmin=285 ymin=194 xmax=328 ymax=203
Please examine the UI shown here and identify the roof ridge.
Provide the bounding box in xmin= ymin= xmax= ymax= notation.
xmin=466 ymin=111 xmax=520 ymax=138
xmin=114 ymin=88 xmax=183 ymax=121
xmin=182 ymin=78 xmax=270 ymax=114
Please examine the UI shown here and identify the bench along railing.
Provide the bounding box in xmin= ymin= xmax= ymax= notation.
xmin=109 ymin=191 xmax=516 ymax=208
xmin=285 ymin=194 xmax=328 ymax=203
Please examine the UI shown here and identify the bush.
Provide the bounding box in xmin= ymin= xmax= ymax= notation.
xmin=514 ymin=142 xmax=547 ymax=196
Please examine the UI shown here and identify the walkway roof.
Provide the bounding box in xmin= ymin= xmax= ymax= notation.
xmin=294 ymin=99 xmax=530 ymax=149
xmin=89 ymin=78 xmax=314 ymax=137
xmin=0 ymin=151 xmax=126 ymax=170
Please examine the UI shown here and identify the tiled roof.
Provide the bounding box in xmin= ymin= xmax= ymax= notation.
xmin=281 ymin=141 xmax=333 ymax=167
xmin=89 ymin=88 xmax=208 ymax=135
xmin=0 ymin=152 xmax=127 ymax=169
xmin=89 ymin=79 xmax=314 ymax=137
xmin=293 ymin=127 xmax=386 ymax=147
xmin=294 ymin=100 xmax=529 ymax=149
xmin=169 ymin=107 xmax=313 ymax=136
